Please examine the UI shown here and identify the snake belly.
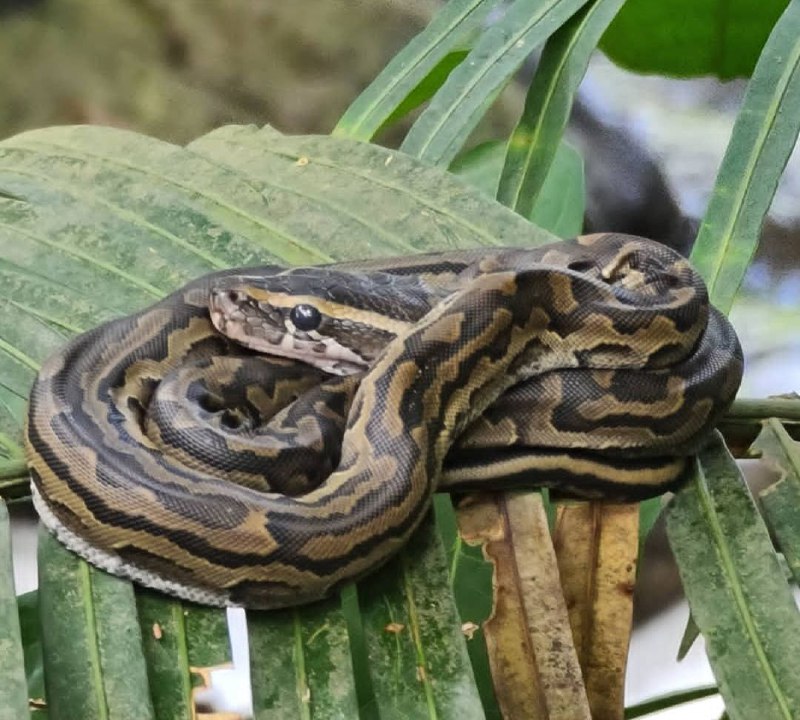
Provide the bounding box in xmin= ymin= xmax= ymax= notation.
xmin=25 ymin=233 xmax=743 ymax=609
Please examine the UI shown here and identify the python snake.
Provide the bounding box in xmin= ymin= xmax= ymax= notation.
xmin=25 ymin=233 xmax=743 ymax=609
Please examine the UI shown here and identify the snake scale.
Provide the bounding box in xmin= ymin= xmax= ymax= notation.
xmin=25 ymin=233 xmax=743 ymax=609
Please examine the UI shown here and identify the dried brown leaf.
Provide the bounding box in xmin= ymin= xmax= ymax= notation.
xmin=553 ymin=502 xmax=638 ymax=720
xmin=457 ymin=492 xmax=591 ymax=720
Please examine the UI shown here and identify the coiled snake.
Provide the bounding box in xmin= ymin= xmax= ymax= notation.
xmin=25 ymin=233 xmax=743 ymax=609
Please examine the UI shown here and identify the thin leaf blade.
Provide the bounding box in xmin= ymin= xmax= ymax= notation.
xmin=752 ymin=418 xmax=800 ymax=584
xmin=401 ymin=0 xmax=590 ymax=166
xmin=690 ymin=0 xmax=800 ymax=312
xmin=334 ymin=0 xmax=497 ymax=141
xmin=17 ymin=590 xmax=45 ymax=711
xmin=497 ymin=0 xmax=624 ymax=216
xmin=665 ymin=433 xmax=800 ymax=719
xmin=0 ymin=500 xmax=29 ymax=720
xmin=136 ymin=594 xmax=194 ymax=720
xmin=248 ymin=600 xmax=357 ymax=719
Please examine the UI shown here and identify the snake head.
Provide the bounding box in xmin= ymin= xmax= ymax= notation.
xmin=209 ymin=268 xmax=432 ymax=376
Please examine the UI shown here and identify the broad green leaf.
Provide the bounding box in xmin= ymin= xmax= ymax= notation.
xmin=334 ymin=0 xmax=497 ymax=141
xmin=497 ymin=0 xmax=624 ymax=217
xmin=183 ymin=605 xmax=231 ymax=672
xmin=690 ymin=0 xmax=800 ymax=312
xmin=1 ymin=123 xmax=557 ymax=716
xmin=37 ymin=527 xmax=154 ymax=720
xmin=752 ymin=419 xmax=800 ymax=584
xmin=401 ymin=0 xmax=591 ymax=166
xmin=0 ymin=500 xmax=29 ymax=720
xmin=357 ymin=512 xmax=484 ymax=719
xmin=135 ymin=594 xmax=193 ymax=720
xmin=665 ymin=434 xmax=800 ymax=719
xmin=600 ymin=0 xmax=788 ymax=79
xmin=450 ymin=140 xmax=585 ymax=237
xmin=0 ymin=123 xmax=555 ymax=500
xmin=248 ymin=599 xmax=357 ymax=719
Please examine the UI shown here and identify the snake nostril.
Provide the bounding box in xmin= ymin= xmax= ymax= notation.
xmin=199 ymin=393 xmax=224 ymax=413
xmin=220 ymin=409 xmax=247 ymax=430
xmin=567 ymin=259 xmax=596 ymax=274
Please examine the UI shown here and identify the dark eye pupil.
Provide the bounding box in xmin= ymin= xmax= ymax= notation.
xmin=289 ymin=304 xmax=322 ymax=331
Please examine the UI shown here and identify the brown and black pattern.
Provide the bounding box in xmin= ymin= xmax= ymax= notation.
xmin=25 ymin=234 xmax=744 ymax=609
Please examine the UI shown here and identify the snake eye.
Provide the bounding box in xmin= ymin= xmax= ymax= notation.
xmin=289 ymin=304 xmax=322 ymax=332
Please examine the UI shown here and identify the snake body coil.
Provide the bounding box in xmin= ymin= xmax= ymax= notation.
xmin=25 ymin=234 xmax=743 ymax=608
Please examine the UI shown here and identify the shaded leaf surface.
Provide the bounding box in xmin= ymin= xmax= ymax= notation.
xmin=17 ymin=590 xmax=45 ymax=711
xmin=357 ymin=512 xmax=484 ymax=720
xmin=136 ymin=594 xmax=194 ymax=720
xmin=434 ymin=495 xmax=499 ymax=719
xmin=248 ymin=599 xmax=357 ymax=720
